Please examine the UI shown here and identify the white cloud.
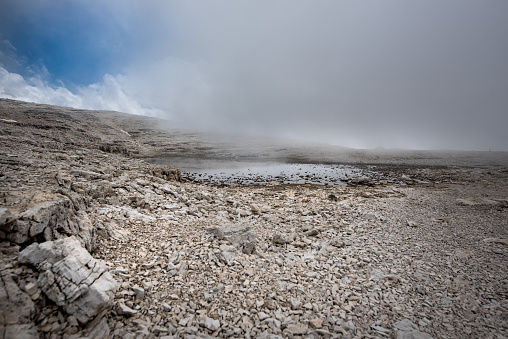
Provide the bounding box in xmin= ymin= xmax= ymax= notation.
xmin=0 ymin=66 xmax=82 ymax=108
xmin=2 ymin=0 xmax=508 ymax=150
xmin=118 ymin=0 xmax=508 ymax=150
xmin=0 ymin=66 xmax=166 ymax=117
xmin=78 ymin=74 xmax=148 ymax=116
xmin=116 ymin=57 xmax=212 ymax=124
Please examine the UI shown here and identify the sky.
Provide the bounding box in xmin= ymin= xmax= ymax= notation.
xmin=1 ymin=0 xmax=507 ymax=151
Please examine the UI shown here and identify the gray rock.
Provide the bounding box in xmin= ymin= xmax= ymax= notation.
xmin=204 ymin=316 xmax=220 ymax=331
xmin=1 ymin=324 xmax=39 ymax=339
xmin=309 ymin=318 xmax=324 ymax=328
xmin=23 ymin=282 xmax=38 ymax=297
xmin=87 ymin=181 xmax=117 ymax=201
xmin=148 ymin=164 xmax=182 ymax=181
xmin=221 ymin=251 xmax=236 ymax=265
xmin=236 ymin=209 xmax=252 ymax=217
xmin=210 ymin=284 xmax=225 ymax=293
xmin=3 ymin=191 xmax=95 ymax=251
xmin=124 ymin=208 xmax=156 ymax=222
xmin=117 ymin=302 xmax=137 ymax=316
xmin=83 ymin=317 xmax=110 ymax=339
xmin=482 ymin=237 xmax=508 ymax=246
xmin=206 ymin=224 xmax=256 ymax=254
xmin=393 ymin=319 xmax=434 ymax=339
xmin=371 ymin=324 xmax=391 ymax=335
xmin=0 ymin=242 xmax=20 ymax=257
xmin=302 ymin=228 xmax=320 ymax=236
xmin=315 ymin=329 xmax=332 ymax=338
xmin=395 ymin=330 xmax=434 ymax=339
xmin=70 ymin=169 xmax=107 ymax=180
xmin=0 ymin=269 xmax=38 ymax=338
xmin=272 ymin=233 xmax=291 ymax=245
xmin=344 ymin=320 xmax=356 ymax=331
xmin=132 ymin=286 xmax=145 ymax=300
xmin=257 ymin=331 xmax=283 ymax=339
xmin=370 ymin=269 xmax=401 ymax=283
xmin=285 ymin=323 xmax=308 ymax=335
xmin=349 ymin=176 xmax=371 ymax=186
xmin=242 ymin=242 xmax=256 ymax=255
xmin=257 ymin=312 xmax=270 ymax=321
xmin=0 ymin=207 xmax=15 ymax=232
xmin=18 ymin=237 xmax=119 ymax=324
xmin=290 ymin=297 xmax=301 ymax=310
xmin=152 ymin=325 xmax=169 ymax=334
xmin=393 ymin=319 xmax=419 ymax=332
xmin=407 ymin=220 xmax=418 ymax=227
xmin=101 ymin=221 xmax=131 ymax=241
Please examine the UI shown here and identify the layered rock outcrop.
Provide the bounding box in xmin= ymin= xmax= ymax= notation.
xmin=1 ymin=191 xmax=95 ymax=251
xmin=0 ymin=267 xmax=39 ymax=338
xmin=19 ymin=237 xmax=119 ymax=325
xmin=1 ymin=236 xmax=119 ymax=339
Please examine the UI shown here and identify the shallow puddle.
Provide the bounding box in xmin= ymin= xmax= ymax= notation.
xmin=146 ymin=157 xmax=374 ymax=186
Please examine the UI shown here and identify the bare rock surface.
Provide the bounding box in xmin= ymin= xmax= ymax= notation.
xmin=1 ymin=190 xmax=95 ymax=251
xmin=0 ymin=266 xmax=39 ymax=338
xmin=19 ymin=236 xmax=119 ymax=324
xmin=1 ymin=99 xmax=507 ymax=338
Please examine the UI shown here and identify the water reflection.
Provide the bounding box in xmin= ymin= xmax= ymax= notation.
xmin=146 ymin=157 xmax=372 ymax=186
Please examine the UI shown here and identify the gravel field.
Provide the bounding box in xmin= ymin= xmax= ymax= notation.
xmin=0 ymin=99 xmax=507 ymax=338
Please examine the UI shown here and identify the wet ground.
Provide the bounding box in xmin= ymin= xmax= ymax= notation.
xmin=146 ymin=157 xmax=413 ymax=186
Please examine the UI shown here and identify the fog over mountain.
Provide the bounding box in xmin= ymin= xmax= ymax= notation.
xmin=1 ymin=0 xmax=508 ymax=150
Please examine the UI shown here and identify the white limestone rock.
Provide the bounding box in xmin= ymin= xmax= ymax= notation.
xmin=18 ymin=236 xmax=119 ymax=324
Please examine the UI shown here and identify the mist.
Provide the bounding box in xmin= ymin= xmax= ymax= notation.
xmin=1 ymin=0 xmax=508 ymax=150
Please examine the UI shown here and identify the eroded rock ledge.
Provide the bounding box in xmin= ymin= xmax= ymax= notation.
xmin=1 ymin=190 xmax=95 ymax=251
xmin=0 ymin=99 xmax=182 ymax=338
xmin=0 ymin=163 xmax=180 ymax=338
xmin=19 ymin=237 xmax=119 ymax=324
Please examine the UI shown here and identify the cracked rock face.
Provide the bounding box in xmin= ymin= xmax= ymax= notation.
xmin=0 ymin=269 xmax=39 ymax=338
xmin=1 ymin=190 xmax=95 ymax=252
xmin=18 ymin=237 xmax=119 ymax=324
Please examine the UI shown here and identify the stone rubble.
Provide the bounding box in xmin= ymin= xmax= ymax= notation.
xmin=1 ymin=99 xmax=507 ymax=338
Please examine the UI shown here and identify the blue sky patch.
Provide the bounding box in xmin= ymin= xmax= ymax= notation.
xmin=0 ymin=0 xmax=133 ymax=86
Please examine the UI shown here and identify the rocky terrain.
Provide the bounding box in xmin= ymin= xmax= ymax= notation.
xmin=0 ymin=98 xmax=507 ymax=338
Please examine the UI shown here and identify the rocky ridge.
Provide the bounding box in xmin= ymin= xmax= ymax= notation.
xmin=1 ymin=99 xmax=507 ymax=338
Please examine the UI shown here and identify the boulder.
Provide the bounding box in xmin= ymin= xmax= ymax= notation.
xmin=206 ymin=224 xmax=256 ymax=254
xmin=19 ymin=237 xmax=119 ymax=324
xmin=1 ymin=190 xmax=96 ymax=251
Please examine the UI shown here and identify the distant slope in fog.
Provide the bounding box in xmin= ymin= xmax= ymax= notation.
xmin=1 ymin=98 xmax=508 ymax=169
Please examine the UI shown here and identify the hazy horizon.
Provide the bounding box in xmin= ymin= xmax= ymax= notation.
xmin=1 ymin=1 xmax=508 ymax=151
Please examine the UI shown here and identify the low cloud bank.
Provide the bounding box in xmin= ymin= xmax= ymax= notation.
xmin=1 ymin=0 xmax=508 ymax=151
xmin=0 ymin=66 xmax=81 ymax=108
xmin=0 ymin=66 xmax=160 ymax=117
